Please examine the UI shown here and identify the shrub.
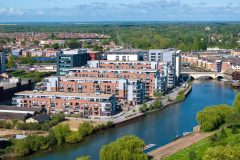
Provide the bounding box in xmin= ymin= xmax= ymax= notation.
xmin=197 ymin=105 xmax=232 ymax=131
xmin=100 ymin=135 xmax=147 ymax=160
xmin=233 ymin=93 xmax=240 ymax=113
xmin=219 ymin=129 xmax=227 ymax=139
xmin=203 ymin=146 xmax=240 ymax=160
xmin=232 ymin=125 xmax=239 ymax=134
xmin=11 ymin=139 xmax=31 ymax=157
xmin=106 ymin=121 xmax=115 ymax=128
xmin=188 ymin=150 xmax=197 ymax=160
xmin=176 ymin=89 xmax=185 ymax=102
xmin=53 ymin=124 xmax=71 ymax=145
xmin=41 ymin=123 xmax=51 ymax=131
xmin=78 ymin=123 xmax=94 ymax=137
xmin=65 ymin=132 xmax=83 ymax=143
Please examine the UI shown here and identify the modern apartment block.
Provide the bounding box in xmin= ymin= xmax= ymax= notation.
xmin=57 ymin=48 xmax=89 ymax=76
xmin=181 ymin=54 xmax=232 ymax=73
xmin=13 ymin=91 xmax=117 ymax=117
xmin=68 ymin=67 xmax=166 ymax=97
xmin=88 ymin=60 xmax=168 ymax=71
xmin=147 ymin=49 xmax=181 ymax=88
xmin=0 ymin=52 xmax=6 ymax=73
xmin=44 ymin=76 xmax=145 ymax=106
xmin=106 ymin=50 xmax=147 ymax=61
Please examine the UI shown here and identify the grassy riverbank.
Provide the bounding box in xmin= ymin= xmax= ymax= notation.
xmin=164 ymin=93 xmax=240 ymax=160
xmin=165 ymin=128 xmax=239 ymax=160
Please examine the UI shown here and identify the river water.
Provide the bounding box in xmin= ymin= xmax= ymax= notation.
xmin=24 ymin=80 xmax=238 ymax=160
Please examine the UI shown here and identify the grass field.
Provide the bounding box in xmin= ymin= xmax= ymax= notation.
xmin=59 ymin=120 xmax=104 ymax=131
xmin=165 ymin=128 xmax=236 ymax=160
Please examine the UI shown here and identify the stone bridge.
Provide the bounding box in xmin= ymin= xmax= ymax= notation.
xmin=181 ymin=72 xmax=225 ymax=80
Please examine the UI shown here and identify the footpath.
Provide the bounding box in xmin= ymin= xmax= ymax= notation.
xmin=148 ymin=131 xmax=214 ymax=160
xmin=66 ymin=85 xmax=192 ymax=125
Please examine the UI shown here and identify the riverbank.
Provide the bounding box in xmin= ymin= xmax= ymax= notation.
xmin=148 ymin=131 xmax=215 ymax=160
xmin=21 ymin=80 xmax=237 ymax=160
xmin=0 ymin=85 xmax=192 ymax=160
xmin=66 ymin=84 xmax=192 ymax=126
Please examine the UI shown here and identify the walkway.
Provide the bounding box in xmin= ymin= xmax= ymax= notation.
xmin=148 ymin=132 xmax=214 ymax=160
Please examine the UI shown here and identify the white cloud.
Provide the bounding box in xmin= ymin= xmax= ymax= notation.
xmin=1 ymin=0 xmax=240 ymax=21
xmin=0 ymin=8 xmax=24 ymax=16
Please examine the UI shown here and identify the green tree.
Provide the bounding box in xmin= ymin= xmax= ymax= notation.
xmin=53 ymin=124 xmax=70 ymax=145
xmin=225 ymin=112 xmax=240 ymax=126
xmin=78 ymin=122 xmax=94 ymax=137
xmin=188 ymin=150 xmax=197 ymax=160
xmin=65 ymin=132 xmax=83 ymax=143
xmin=233 ymin=93 xmax=240 ymax=113
xmin=51 ymin=43 xmax=60 ymax=49
xmin=197 ymin=105 xmax=231 ymax=131
xmin=154 ymin=90 xmax=162 ymax=99
xmin=11 ymin=139 xmax=31 ymax=156
xmin=203 ymin=146 xmax=240 ymax=160
xmin=7 ymin=55 xmax=16 ymax=68
xmin=232 ymin=125 xmax=239 ymax=134
xmin=100 ymin=135 xmax=147 ymax=160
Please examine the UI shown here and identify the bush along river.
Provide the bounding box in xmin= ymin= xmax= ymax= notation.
xmin=22 ymin=80 xmax=238 ymax=160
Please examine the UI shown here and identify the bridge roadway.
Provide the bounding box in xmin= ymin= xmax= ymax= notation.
xmin=181 ymin=71 xmax=225 ymax=80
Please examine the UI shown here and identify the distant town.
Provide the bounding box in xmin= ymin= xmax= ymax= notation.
xmin=0 ymin=25 xmax=239 ymax=159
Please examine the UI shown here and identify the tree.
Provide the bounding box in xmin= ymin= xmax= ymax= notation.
xmin=53 ymin=124 xmax=70 ymax=145
xmin=203 ymin=146 xmax=240 ymax=160
xmin=188 ymin=150 xmax=197 ymax=160
xmin=65 ymin=132 xmax=83 ymax=143
xmin=196 ymin=105 xmax=231 ymax=131
xmin=106 ymin=121 xmax=115 ymax=128
xmin=232 ymin=125 xmax=239 ymax=134
xmin=219 ymin=129 xmax=227 ymax=139
xmin=76 ymin=156 xmax=91 ymax=160
xmin=233 ymin=93 xmax=240 ymax=113
xmin=154 ymin=90 xmax=162 ymax=99
xmin=225 ymin=112 xmax=240 ymax=127
xmin=176 ymin=90 xmax=185 ymax=102
xmin=51 ymin=43 xmax=60 ymax=49
xmin=11 ymin=139 xmax=31 ymax=156
xmin=100 ymin=135 xmax=147 ymax=160
xmin=7 ymin=55 xmax=16 ymax=68
xmin=78 ymin=122 xmax=94 ymax=137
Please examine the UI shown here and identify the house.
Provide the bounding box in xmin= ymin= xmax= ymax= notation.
xmin=0 ymin=105 xmax=47 ymax=122
xmin=26 ymin=112 xmax=50 ymax=124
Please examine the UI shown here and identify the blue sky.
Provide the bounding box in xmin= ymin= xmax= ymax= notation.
xmin=0 ymin=0 xmax=240 ymax=22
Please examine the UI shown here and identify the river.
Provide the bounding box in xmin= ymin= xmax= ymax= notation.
xmin=24 ymin=80 xmax=238 ymax=160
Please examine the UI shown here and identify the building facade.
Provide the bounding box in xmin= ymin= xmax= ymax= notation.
xmin=13 ymin=91 xmax=117 ymax=117
xmin=68 ymin=67 xmax=166 ymax=97
xmin=106 ymin=50 xmax=147 ymax=61
xmin=0 ymin=52 xmax=6 ymax=73
xmin=147 ymin=49 xmax=181 ymax=88
xmin=45 ymin=76 xmax=145 ymax=106
xmin=57 ymin=49 xmax=89 ymax=76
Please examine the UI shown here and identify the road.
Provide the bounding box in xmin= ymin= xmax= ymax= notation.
xmin=148 ymin=132 xmax=214 ymax=160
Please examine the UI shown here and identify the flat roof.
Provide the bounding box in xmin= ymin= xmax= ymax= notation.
xmin=15 ymin=91 xmax=113 ymax=98
xmin=94 ymin=60 xmax=167 ymax=64
xmin=0 ymin=105 xmax=42 ymax=112
xmin=60 ymin=76 xmax=139 ymax=81
xmin=69 ymin=67 xmax=158 ymax=72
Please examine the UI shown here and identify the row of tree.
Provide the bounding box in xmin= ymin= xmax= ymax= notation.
xmin=3 ymin=121 xmax=116 ymax=158
xmin=197 ymin=93 xmax=240 ymax=131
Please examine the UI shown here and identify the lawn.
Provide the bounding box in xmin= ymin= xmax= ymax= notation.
xmin=164 ymin=138 xmax=210 ymax=160
xmin=165 ymin=128 xmax=236 ymax=160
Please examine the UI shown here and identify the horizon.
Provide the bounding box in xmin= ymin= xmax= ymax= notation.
xmin=1 ymin=0 xmax=240 ymax=22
